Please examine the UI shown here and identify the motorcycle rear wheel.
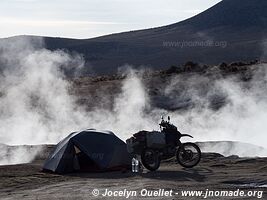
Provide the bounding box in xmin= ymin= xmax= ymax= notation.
xmin=141 ymin=149 xmax=160 ymax=171
xmin=176 ymin=142 xmax=201 ymax=168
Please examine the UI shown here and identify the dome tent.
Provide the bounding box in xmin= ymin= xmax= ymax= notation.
xmin=43 ymin=129 xmax=131 ymax=174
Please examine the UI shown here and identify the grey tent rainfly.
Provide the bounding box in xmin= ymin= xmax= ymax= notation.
xmin=43 ymin=129 xmax=131 ymax=174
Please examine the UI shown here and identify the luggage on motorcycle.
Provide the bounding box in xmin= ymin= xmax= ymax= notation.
xmin=126 ymin=137 xmax=135 ymax=153
xmin=146 ymin=131 xmax=166 ymax=148
xmin=127 ymin=130 xmax=147 ymax=154
xmin=126 ymin=137 xmax=143 ymax=154
xmin=133 ymin=130 xmax=147 ymax=142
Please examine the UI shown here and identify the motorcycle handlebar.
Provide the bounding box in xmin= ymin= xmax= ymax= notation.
xmin=159 ymin=120 xmax=169 ymax=127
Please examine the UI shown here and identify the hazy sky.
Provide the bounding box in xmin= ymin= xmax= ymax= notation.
xmin=0 ymin=0 xmax=221 ymax=39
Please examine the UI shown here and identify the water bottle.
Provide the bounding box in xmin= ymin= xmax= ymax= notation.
xmin=135 ymin=158 xmax=139 ymax=173
xmin=132 ymin=157 xmax=136 ymax=172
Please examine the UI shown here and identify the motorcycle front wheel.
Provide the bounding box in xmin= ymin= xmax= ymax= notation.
xmin=176 ymin=142 xmax=201 ymax=168
xmin=141 ymin=149 xmax=160 ymax=171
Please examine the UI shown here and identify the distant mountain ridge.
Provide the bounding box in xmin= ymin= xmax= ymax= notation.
xmin=2 ymin=0 xmax=267 ymax=75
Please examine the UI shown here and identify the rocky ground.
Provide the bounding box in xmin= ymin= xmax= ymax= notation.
xmin=0 ymin=145 xmax=266 ymax=200
xmin=70 ymin=61 xmax=265 ymax=112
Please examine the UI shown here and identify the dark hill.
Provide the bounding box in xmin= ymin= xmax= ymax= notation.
xmin=3 ymin=0 xmax=267 ymax=75
xmin=179 ymin=0 xmax=267 ymax=29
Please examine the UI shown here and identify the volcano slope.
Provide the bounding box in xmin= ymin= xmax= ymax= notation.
xmin=2 ymin=0 xmax=267 ymax=75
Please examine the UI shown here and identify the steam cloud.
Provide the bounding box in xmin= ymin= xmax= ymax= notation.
xmin=169 ymin=68 xmax=267 ymax=151
xmin=0 ymin=36 xmax=87 ymax=145
xmin=0 ymin=37 xmax=266 ymax=165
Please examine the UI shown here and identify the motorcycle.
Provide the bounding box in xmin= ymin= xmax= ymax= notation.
xmin=126 ymin=116 xmax=201 ymax=171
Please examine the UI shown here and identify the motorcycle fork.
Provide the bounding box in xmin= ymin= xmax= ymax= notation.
xmin=177 ymin=140 xmax=186 ymax=153
xmin=177 ymin=140 xmax=183 ymax=149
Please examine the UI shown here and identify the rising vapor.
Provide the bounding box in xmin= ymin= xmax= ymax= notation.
xmin=0 ymin=37 xmax=267 ymax=165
